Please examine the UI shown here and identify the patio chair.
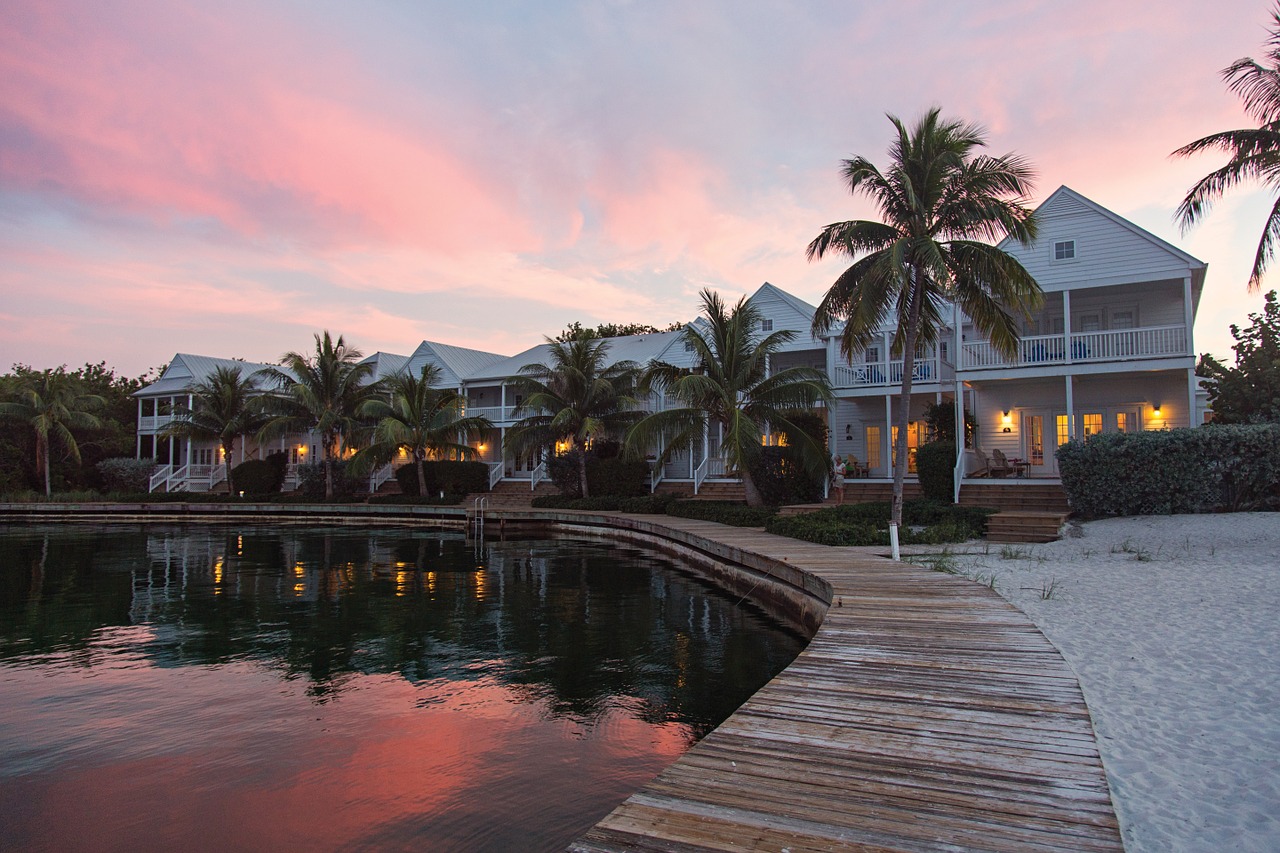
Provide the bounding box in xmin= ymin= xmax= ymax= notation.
xmin=969 ymin=448 xmax=993 ymax=478
xmin=990 ymin=448 xmax=1014 ymax=478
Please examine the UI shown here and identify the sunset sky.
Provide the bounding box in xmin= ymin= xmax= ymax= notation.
xmin=1 ymin=0 xmax=1274 ymax=377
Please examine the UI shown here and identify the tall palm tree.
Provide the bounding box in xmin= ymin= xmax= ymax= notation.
xmin=626 ymin=289 xmax=833 ymax=508
xmin=807 ymin=109 xmax=1040 ymax=542
xmin=1174 ymin=5 xmax=1280 ymax=292
xmin=0 ymin=368 xmax=104 ymax=496
xmin=505 ymin=336 xmax=643 ymax=498
xmin=258 ymin=332 xmax=379 ymax=500
xmin=161 ymin=364 xmax=267 ymax=497
xmin=350 ymin=364 xmax=494 ymax=496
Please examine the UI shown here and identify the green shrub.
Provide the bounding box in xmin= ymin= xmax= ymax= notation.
xmin=915 ymin=441 xmax=955 ymax=503
xmin=95 ymin=457 xmax=157 ymax=493
xmin=546 ymin=444 xmax=649 ymax=499
xmin=230 ymin=452 xmax=287 ymax=497
xmin=618 ymin=493 xmax=679 ymax=514
xmin=665 ymin=500 xmax=776 ymax=527
xmin=367 ymin=493 xmax=465 ymax=505
xmin=394 ymin=460 xmax=490 ymax=497
xmin=746 ymin=446 xmax=823 ymax=506
xmin=764 ymin=498 xmax=993 ymax=546
xmin=1058 ymin=424 xmax=1280 ymax=517
xmin=297 ymin=460 xmax=363 ymax=500
xmin=530 ymin=495 xmax=624 ymax=510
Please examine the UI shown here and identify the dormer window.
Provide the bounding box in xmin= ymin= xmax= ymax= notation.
xmin=1053 ymin=239 xmax=1076 ymax=261
xmin=760 ymin=319 xmax=774 ymax=332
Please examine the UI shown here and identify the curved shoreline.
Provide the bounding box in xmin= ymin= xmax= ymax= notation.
xmin=0 ymin=503 xmax=1122 ymax=851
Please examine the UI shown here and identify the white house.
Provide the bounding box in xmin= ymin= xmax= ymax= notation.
xmin=136 ymin=187 xmax=1208 ymax=499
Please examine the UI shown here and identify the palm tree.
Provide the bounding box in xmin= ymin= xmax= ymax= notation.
xmin=625 ymin=289 xmax=833 ymax=508
xmin=505 ymin=336 xmax=643 ymax=498
xmin=807 ymin=109 xmax=1040 ymax=544
xmin=1174 ymin=5 xmax=1280 ymax=292
xmin=350 ymin=364 xmax=494 ymax=496
xmin=257 ymin=332 xmax=379 ymax=500
xmin=161 ymin=364 xmax=267 ymax=497
xmin=0 ymin=368 xmax=104 ymax=496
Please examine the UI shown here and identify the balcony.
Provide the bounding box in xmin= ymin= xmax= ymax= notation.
xmin=960 ymin=324 xmax=1188 ymax=371
xmin=832 ymin=358 xmax=943 ymax=389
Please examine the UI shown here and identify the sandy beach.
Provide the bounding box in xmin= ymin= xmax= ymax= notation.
xmin=912 ymin=513 xmax=1280 ymax=852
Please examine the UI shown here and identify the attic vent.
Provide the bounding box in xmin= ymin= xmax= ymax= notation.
xmin=1053 ymin=239 xmax=1076 ymax=261
xmin=760 ymin=319 xmax=774 ymax=332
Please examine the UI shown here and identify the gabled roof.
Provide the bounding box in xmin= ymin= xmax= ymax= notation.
xmin=465 ymin=330 xmax=687 ymax=382
xmin=1009 ymin=185 xmax=1206 ymax=270
xmin=134 ymin=353 xmax=280 ymax=397
xmin=404 ymin=340 xmax=510 ymax=387
xmin=361 ymin=351 xmax=410 ymax=382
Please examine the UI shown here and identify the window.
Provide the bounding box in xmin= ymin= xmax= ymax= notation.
xmin=1116 ymin=412 xmax=1129 ymax=433
xmin=1053 ymin=239 xmax=1076 ymax=261
xmin=1025 ymin=415 xmax=1044 ymax=465
xmin=865 ymin=425 xmax=881 ymax=469
xmin=760 ymin=319 xmax=774 ymax=332
xmin=1056 ymin=414 xmax=1071 ymax=446
xmin=865 ymin=346 xmax=880 ymax=364
xmin=1082 ymin=413 xmax=1103 ymax=438
xmin=684 ymin=340 xmax=695 ymax=351
xmin=891 ymin=422 xmax=922 ymax=473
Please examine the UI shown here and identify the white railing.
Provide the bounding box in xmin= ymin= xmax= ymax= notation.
xmin=962 ymin=325 xmax=1189 ymax=369
xmin=488 ymin=462 xmax=504 ymax=489
xmin=368 ymin=463 xmax=394 ymax=493
xmin=1071 ymin=325 xmax=1187 ymax=362
xmin=889 ymin=358 xmax=939 ymax=384
xmin=137 ymin=415 xmax=173 ymax=432
xmin=706 ymin=457 xmax=729 ymax=478
xmin=529 ymin=461 xmax=547 ymax=491
xmin=692 ymin=455 xmax=709 ymax=495
xmin=211 ymin=465 xmax=227 ymax=487
xmin=464 ymin=405 xmax=518 ymax=423
xmin=649 ymin=460 xmax=664 ymax=493
xmin=282 ymin=463 xmax=301 ymax=491
xmin=149 ymin=465 xmax=174 ymax=492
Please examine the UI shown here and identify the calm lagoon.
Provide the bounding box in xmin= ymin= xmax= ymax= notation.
xmin=0 ymin=524 xmax=805 ymax=852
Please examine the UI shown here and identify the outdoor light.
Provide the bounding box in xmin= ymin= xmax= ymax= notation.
xmin=844 ymin=424 xmax=852 ymax=440
xmin=1001 ymin=410 xmax=1012 ymax=433
xmin=1153 ymin=404 xmax=1162 ymax=416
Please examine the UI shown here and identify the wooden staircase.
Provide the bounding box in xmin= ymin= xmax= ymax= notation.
xmin=482 ymin=480 xmax=560 ymax=509
xmin=654 ymin=481 xmax=746 ymax=501
xmin=984 ymin=511 xmax=1069 ymax=544
xmin=959 ymin=482 xmax=1071 ymax=513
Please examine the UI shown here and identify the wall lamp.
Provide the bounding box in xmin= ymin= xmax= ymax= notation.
xmin=1001 ymin=409 xmax=1012 ymax=433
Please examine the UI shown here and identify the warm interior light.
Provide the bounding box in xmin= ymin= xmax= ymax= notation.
xmin=477 ymin=443 xmax=486 ymax=451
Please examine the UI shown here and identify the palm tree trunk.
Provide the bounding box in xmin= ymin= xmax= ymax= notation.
xmin=223 ymin=439 xmax=236 ymax=497
xmin=39 ymin=434 xmax=51 ymax=497
xmin=892 ymin=275 xmax=925 ymax=531
xmin=417 ymin=458 xmax=427 ymax=497
xmin=324 ymin=439 xmax=335 ymax=501
xmin=577 ymin=444 xmax=589 ymax=498
xmin=741 ymin=466 xmax=765 ymax=508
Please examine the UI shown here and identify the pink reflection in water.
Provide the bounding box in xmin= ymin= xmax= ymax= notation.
xmin=0 ymin=637 xmax=692 ymax=852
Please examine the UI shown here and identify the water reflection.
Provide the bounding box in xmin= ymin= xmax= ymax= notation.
xmin=0 ymin=524 xmax=804 ymax=852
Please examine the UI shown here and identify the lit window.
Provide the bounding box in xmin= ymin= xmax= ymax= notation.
xmin=1116 ymin=413 xmax=1128 ymax=433
xmin=1056 ymin=414 xmax=1071 ymax=446
xmin=1053 ymin=240 xmax=1076 ymax=261
xmin=865 ymin=426 xmax=881 ymax=469
xmin=1082 ymin=413 xmax=1103 ymax=438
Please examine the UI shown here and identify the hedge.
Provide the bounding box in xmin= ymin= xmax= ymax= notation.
xmin=394 ymin=460 xmax=490 ymax=497
xmin=664 ymin=500 xmax=776 ymax=527
xmin=764 ymin=499 xmax=995 ymax=547
xmin=1057 ymin=424 xmax=1280 ymax=517
xmin=95 ymin=457 xmax=157 ymax=493
xmin=230 ymin=452 xmax=287 ymax=497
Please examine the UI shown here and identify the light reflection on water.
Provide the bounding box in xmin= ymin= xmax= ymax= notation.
xmin=0 ymin=524 xmax=804 ymax=852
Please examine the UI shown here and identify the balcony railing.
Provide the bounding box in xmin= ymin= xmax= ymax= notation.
xmin=961 ymin=324 xmax=1188 ymax=370
xmin=833 ymin=358 xmax=940 ymax=388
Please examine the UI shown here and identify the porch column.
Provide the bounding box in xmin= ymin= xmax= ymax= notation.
xmin=1065 ymin=375 xmax=1076 ymax=441
xmin=825 ymin=335 xmax=836 ymax=383
xmin=136 ymin=398 xmax=143 ymax=458
xmin=1188 ymin=367 xmax=1198 ymax=428
xmin=884 ymin=394 xmax=892 ymax=478
xmin=1183 ymin=274 xmax=1194 ymax=355
xmin=1063 ymin=290 xmax=1072 ymax=363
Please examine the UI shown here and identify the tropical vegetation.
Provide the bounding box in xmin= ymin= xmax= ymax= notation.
xmin=1175 ymin=4 xmax=1280 ymax=291
xmin=257 ymin=331 xmax=380 ymax=500
xmin=625 ymin=289 xmax=832 ymax=508
xmin=807 ymin=109 xmax=1040 ymax=536
xmin=351 ymin=363 xmax=493 ymax=496
xmin=1197 ymin=290 xmax=1280 ymax=424
xmin=505 ymin=336 xmax=644 ymax=498
xmin=0 ymin=367 xmax=106 ymax=496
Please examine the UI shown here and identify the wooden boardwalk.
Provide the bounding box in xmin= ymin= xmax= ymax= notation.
xmin=568 ymin=516 xmax=1122 ymax=852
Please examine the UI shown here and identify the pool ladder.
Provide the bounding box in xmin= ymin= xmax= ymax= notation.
xmin=470 ymin=496 xmax=487 ymax=540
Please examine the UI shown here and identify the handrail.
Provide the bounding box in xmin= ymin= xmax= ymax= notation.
xmin=529 ymin=461 xmax=547 ymax=491
xmin=368 ymin=463 xmax=394 ymax=493
xmin=148 ymin=464 xmax=174 ymax=493
xmin=488 ymin=462 xmax=503 ymax=490
xmin=649 ymin=460 xmax=663 ymax=494
xmin=692 ymin=455 xmax=709 ymax=496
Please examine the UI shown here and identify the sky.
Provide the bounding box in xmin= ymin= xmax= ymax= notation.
xmin=1 ymin=0 xmax=1275 ymax=378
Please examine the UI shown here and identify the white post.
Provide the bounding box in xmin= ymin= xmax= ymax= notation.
xmin=1063 ymin=290 xmax=1073 ymax=363
xmin=884 ymin=394 xmax=893 ymax=478
xmin=1065 ymin=375 xmax=1076 ymax=441
xmin=889 ymin=523 xmax=900 ymax=561
xmin=1184 ymin=275 xmax=1197 ymax=427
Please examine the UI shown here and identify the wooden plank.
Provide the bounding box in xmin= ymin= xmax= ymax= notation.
xmin=568 ymin=514 xmax=1122 ymax=852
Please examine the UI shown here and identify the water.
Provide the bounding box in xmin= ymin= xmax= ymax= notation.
xmin=0 ymin=524 xmax=804 ymax=852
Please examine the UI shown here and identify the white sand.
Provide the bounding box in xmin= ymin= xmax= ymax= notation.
xmin=912 ymin=513 xmax=1280 ymax=853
